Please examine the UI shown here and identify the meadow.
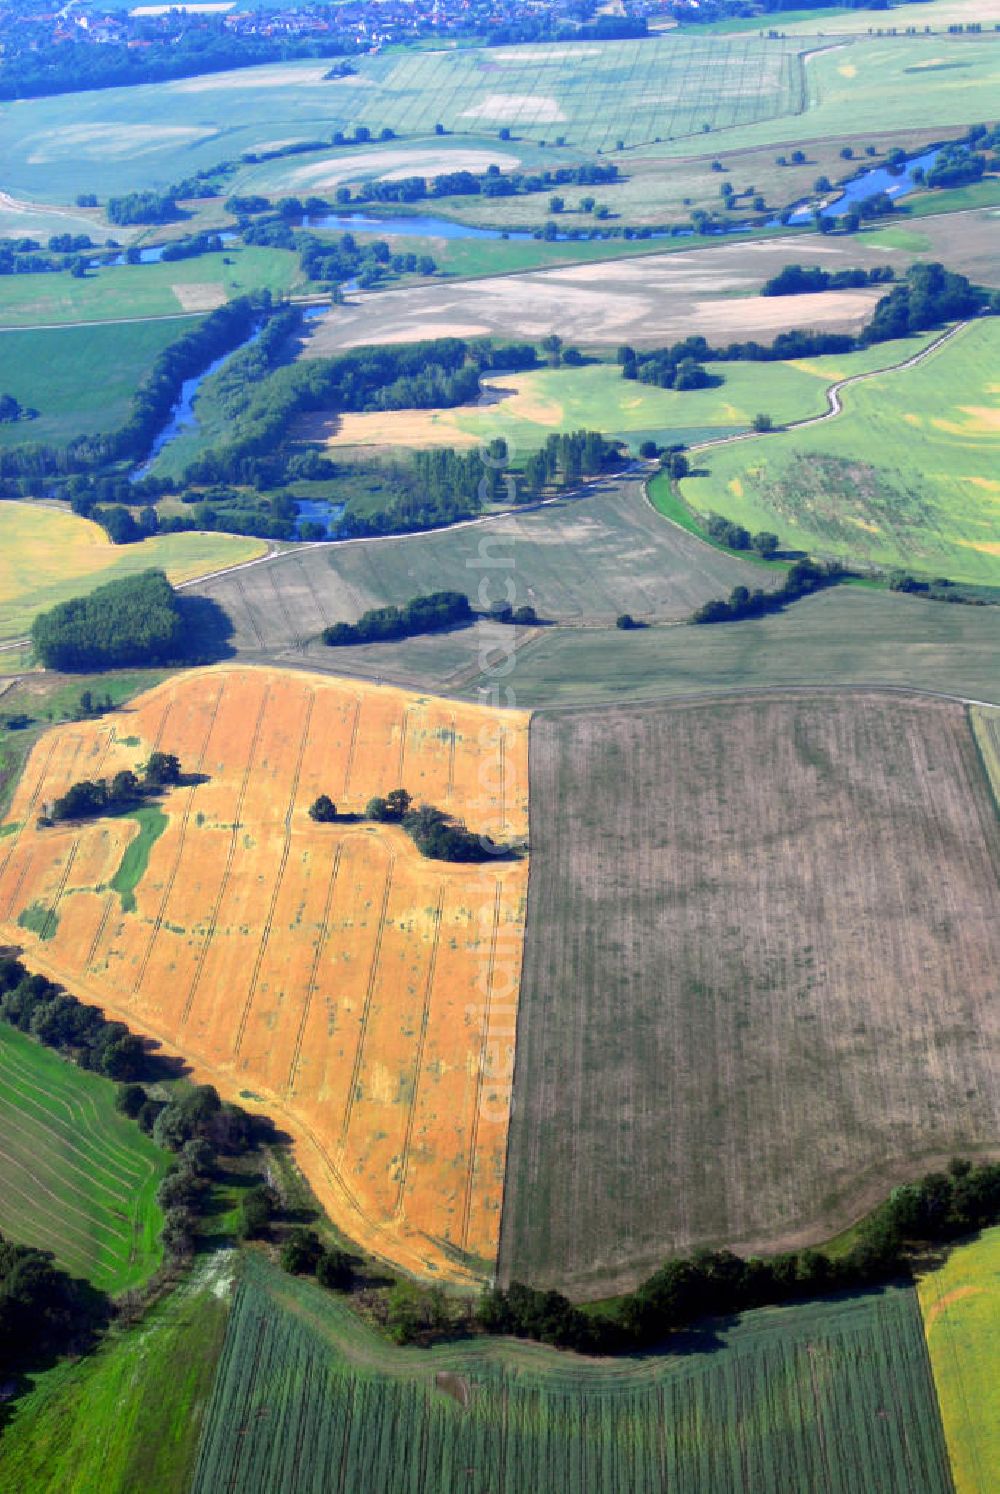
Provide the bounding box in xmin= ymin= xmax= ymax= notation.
xmin=190 ymin=478 xmax=782 ymax=657
xmin=191 ymin=1255 xmax=952 ymax=1493
xmin=679 ymin=316 xmax=1000 ymax=586
xmin=0 ymin=39 xmax=803 ymax=204
xmin=0 ymin=1023 xmax=168 ymax=1292
xmin=316 ymin=337 xmax=936 ymax=457
xmin=502 ymin=692 xmax=1000 ymax=1296
xmin=0 ymin=503 xmax=266 ymax=644
xmin=0 ymin=1254 xmax=232 ymax=1493
xmin=0 ymin=318 xmax=197 ymax=448
xmin=917 ymin=1227 xmax=1000 ymax=1494
xmin=0 ymin=666 xmax=530 ymax=1284
xmin=0 ymin=245 xmax=301 ymax=327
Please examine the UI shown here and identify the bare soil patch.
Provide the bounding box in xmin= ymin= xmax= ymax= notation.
xmin=501 ymin=692 xmax=1000 ymax=1298
xmin=172 ymin=283 xmax=227 ymax=311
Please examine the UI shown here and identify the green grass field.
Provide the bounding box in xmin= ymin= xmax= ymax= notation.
xmin=917 ymin=1227 xmax=1000 ymax=1494
xmin=0 ymin=40 xmax=803 ymax=205
xmin=0 ymin=246 xmax=301 ymax=328
xmin=0 ymin=1257 xmax=231 ymax=1494
xmin=679 ymin=317 xmax=1000 ymax=586
xmin=0 ymin=36 xmax=994 ymax=216
xmin=0 ymin=1024 xmax=169 ymax=1292
xmin=0 ymin=502 xmax=267 ymax=643
xmin=0 ymin=319 xmax=199 ymax=447
xmin=191 ymin=1256 xmax=951 ymax=1493
xmin=326 ymin=335 xmax=936 ymax=455
xmin=461 ymin=588 xmax=1000 ymax=707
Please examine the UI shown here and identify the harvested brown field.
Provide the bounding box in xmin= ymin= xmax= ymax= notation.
xmin=0 ymin=666 xmax=529 ymax=1283
xmin=500 ymin=691 xmax=1000 ymax=1298
xmin=305 ymin=209 xmax=999 ymax=355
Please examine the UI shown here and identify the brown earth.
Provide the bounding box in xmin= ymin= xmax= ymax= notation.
xmin=500 ymin=690 xmax=1000 ymax=1297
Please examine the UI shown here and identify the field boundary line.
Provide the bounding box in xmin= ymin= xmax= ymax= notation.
xmin=532 ymin=680 xmax=1000 ymax=719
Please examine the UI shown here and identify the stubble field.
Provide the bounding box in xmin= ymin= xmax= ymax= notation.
xmin=190 ymin=479 xmax=782 ymax=663
xmin=501 ymin=691 xmax=1000 ymax=1296
xmin=0 ymin=666 xmax=530 ymax=1283
xmin=680 ymin=316 xmax=1000 ymax=586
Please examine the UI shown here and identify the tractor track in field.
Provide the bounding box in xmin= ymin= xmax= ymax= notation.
xmin=179 ymin=685 xmax=271 ymax=1029
xmin=133 ymin=682 xmax=225 ymax=999
xmin=232 ymin=689 xmax=316 ymax=1058
xmin=391 ymin=883 xmax=445 ymax=1221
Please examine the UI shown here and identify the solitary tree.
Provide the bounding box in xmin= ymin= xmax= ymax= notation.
xmin=752 ymin=413 xmax=773 ymax=433
xmin=309 ymin=795 xmax=337 ymax=823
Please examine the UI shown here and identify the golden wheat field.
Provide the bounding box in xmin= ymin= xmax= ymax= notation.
xmin=0 ymin=666 xmax=530 ymax=1282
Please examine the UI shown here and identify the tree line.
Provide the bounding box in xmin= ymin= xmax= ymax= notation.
xmin=322 ymin=590 xmax=474 ymax=647
xmin=691 ymin=559 xmax=845 ymax=624
xmin=308 ymin=785 xmax=516 ymax=863
xmin=619 ymin=263 xmax=991 ymax=390
xmin=761 ymin=263 xmax=895 ymax=297
xmin=477 ymin=1157 xmax=1000 ymax=1354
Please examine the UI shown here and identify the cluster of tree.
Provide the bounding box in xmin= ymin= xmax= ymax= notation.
xmin=310 ymin=786 xmax=513 ymax=863
xmin=323 ymin=590 xmax=473 ymax=647
xmin=887 ymin=573 xmax=998 ymax=607
xmin=921 ymin=125 xmax=998 ymax=190
xmin=0 ymin=236 xmax=94 ymax=278
xmin=703 ymin=514 xmax=780 ymax=556
xmin=0 ymin=1231 xmax=103 ymax=1375
xmin=620 ymin=341 xmax=716 ymax=390
xmin=861 ymin=262 xmax=987 ymax=344
xmin=157 ymin=232 xmax=227 ymax=264
xmin=0 ymin=31 xmax=353 ymax=103
xmin=0 ymin=955 xmax=146 ymax=1082
xmin=761 ymin=263 xmax=895 ymax=297
xmin=0 ymin=393 xmax=35 ymax=424
xmin=278 ymin=1225 xmax=354 ymax=1291
xmin=400 ymin=802 xmax=507 ymax=863
xmin=117 ymin=1079 xmax=254 ymax=1258
xmin=43 ymin=751 xmax=182 ymax=826
xmin=691 ymin=559 xmax=844 ymax=624
xmin=30 ymin=569 xmax=187 ymax=672
xmin=488 ymin=14 xmax=646 ymax=45
xmin=106 ymin=192 xmax=179 ymax=227
xmin=478 ymin=1157 xmax=1000 ymax=1355
xmin=521 ymin=430 xmax=617 ymax=494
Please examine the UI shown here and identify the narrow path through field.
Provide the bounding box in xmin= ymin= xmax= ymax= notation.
xmin=676 ymin=317 xmax=973 ymax=460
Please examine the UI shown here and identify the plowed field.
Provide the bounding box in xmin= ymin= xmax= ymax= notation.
xmin=503 ymin=691 xmax=1000 ymax=1296
xmin=0 ymin=666 xmax=530 ymax=1283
